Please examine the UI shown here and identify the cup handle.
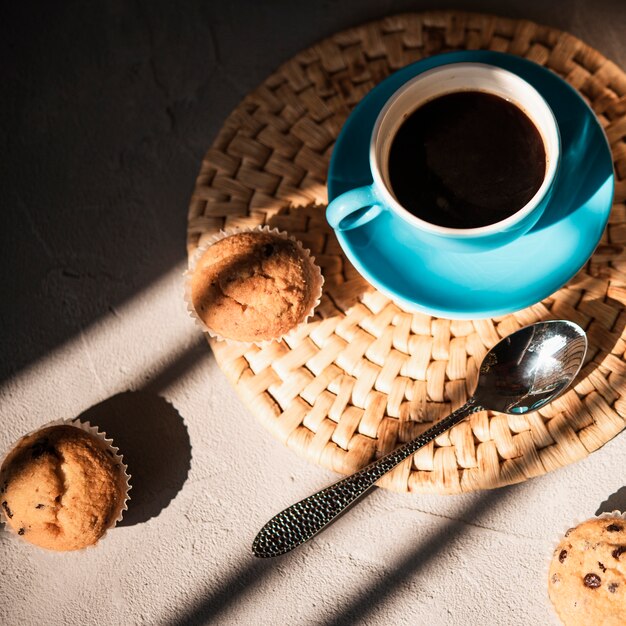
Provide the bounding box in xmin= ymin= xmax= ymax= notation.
xmin=326 ymin=184 xmax=385 ymax=231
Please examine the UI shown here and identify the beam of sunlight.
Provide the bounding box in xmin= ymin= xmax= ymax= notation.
xmin=0 ymin=262 xmax=208 ymax=438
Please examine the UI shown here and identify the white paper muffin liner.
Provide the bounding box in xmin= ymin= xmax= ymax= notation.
xmin=0 ymin=418 xmax=131 ymax=551
xmin=183 ymin=225 xmax=324 ymax=347
xmin=546 ymin=510 xmax=626 ymax=624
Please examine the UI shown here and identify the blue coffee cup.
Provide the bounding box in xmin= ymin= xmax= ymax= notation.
xmin=327 ymin=63 xmax=560 ymax=253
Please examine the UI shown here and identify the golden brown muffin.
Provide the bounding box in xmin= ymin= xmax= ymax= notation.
xmin=0 ymin=425 xmax=127 ymax=551
xmin=548 ymin=516 xmax=626 ymax=625
xmin=189 ymin=231 xmax=321 ymax=343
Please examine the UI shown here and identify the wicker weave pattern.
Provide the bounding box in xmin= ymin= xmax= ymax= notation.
xmin=187 ymin=11 xmax=626 ymax=493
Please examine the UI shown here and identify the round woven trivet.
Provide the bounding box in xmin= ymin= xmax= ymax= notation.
xmin=187 ymin=11 xmax=626 ymax=494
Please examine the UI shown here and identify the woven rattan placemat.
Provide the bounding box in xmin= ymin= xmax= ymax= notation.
xmin=187 ymin=11 xmax=626 ymax=494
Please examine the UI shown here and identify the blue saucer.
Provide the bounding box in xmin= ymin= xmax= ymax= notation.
xmin=328 ymin=51 xmax=614 ymax=319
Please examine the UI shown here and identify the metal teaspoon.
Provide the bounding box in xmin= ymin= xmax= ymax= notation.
xmin=253 ymin=320 xmax=587 ymax=558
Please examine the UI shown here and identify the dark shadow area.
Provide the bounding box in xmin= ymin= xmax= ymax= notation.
xmin=77 ymin=390 xmax=192 ymax=526
xmin=143 ymin=337 xmax=209 ymax=395
xmin=526 ymin=81 xmax=614 ymax=233
xmin=174 ymin=554 xmax=277 ymax=626
xmin=0 ymin=341 xmax=207 ymax=535
xmin=596 ymin=487 xmax=626 ymax=516
xmin=1 ymin=0 xmax=209 ymax=385
xmin=6 ymin=0 xmax=624 ymax=388
xmin=81 ymin=335 xmax=208 ymax=525
xmin=567 ymin=295 xmax=626 ymax=384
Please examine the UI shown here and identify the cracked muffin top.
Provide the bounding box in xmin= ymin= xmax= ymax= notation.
xmin=548 ymin=516 xmax=626 ymax=625
xmin=189 ymin=230 xmax=321 ymax=343
xmin=0 ymin=425 xmax=126 ymax=551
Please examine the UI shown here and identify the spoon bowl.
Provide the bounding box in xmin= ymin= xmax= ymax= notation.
xmin=476 ymin=320 xmax=587 ymax=414
xmin=253 ymin=320 xmax=587 ymax=558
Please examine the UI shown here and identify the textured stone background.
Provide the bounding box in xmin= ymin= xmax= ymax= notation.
xmin=2 ymin=1 xmax=626 ymax=624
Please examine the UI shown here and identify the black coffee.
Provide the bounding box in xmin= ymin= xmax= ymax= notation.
xmin=387 ymin=91 xmax=546 ymax=229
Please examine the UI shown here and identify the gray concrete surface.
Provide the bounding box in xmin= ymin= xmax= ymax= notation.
xmin=2 ymin=1 xmax=626 ymax=624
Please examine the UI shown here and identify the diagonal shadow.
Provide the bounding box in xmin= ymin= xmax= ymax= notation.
xmin=172 ymin=486 xmax=509 ymax=625
xmin=74 ymin=337 xmax=209 ymax=526
xmin=171 ymin=553 xmax=280 ymax=626
xmin=143 ymin=337 xmax=210 ymax=395
xmin=568 ymin=295 xmax=626 ymax=381
xmin=77 ymin=390 xmax=192 ymax=527
xmin=321 ymin=488 xmax=507 ymax=626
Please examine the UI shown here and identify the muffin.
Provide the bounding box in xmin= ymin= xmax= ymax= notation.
xmin=187 ymin=229 xmax=322 ymax=343
xmin=0 ymin=423 xmax=129 ymax=551
xmin=548 ymin=515 xmax=626 ymax=625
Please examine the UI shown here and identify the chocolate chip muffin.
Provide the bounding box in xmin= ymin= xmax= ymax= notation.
xmin=548 ymin=516 xmax=626 ymax=625
xmin=0 ymin=424 xmax=128 ymax=551
xmin=188 ymin=229 xmax=322 ymax=343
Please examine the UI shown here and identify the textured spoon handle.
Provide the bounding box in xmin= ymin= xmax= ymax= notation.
xmin=253 ymin=399 xmax=482 ymax=557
